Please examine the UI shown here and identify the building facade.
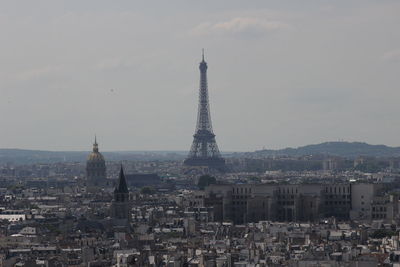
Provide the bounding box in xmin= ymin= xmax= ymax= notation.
xmin=188 ymin=183 xmax=393 ymax=224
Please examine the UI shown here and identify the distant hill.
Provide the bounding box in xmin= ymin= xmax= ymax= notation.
xmin=0 ymin=149 xmax=186 ymax=164
xmin=2 ymin=141 xmax=400 ymax=164
xmin=245 ymin=142 xmax=400 ymax=159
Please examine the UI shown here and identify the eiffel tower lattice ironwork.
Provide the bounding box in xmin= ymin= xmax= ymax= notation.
xmin=184 ymin=51 xmax=225 ymax=170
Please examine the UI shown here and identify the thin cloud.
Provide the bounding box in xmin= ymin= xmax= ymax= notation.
xmin=16 ymin=65 xmax=62 ymax=81
xmin=94 ymin=58 xmax=134 ymax=71
xmin=382 ymin=49 xmax=400 ymax=62
xmin=192 ymin=17 xmax=290 ymax=37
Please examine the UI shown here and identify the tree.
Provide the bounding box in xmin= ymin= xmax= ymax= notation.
xmin=140 ymin=186 xmax=155 ymax=195
xmin=370 ymin=229 xmax=397 ymax=238
xmin=197 ymin=175 xmax=216 ymax=190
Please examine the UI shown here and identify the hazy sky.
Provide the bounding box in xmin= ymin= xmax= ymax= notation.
xmin=1 ymin=0 xmax=400 ymax=152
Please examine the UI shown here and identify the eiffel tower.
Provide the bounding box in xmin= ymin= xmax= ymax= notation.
xmin=184 ymin=51 xmax=225 ymax=170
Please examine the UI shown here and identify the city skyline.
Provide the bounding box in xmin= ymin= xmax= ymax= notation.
xmin=1 ymin=1 xmax=400 ymax=151
xmin=2 ymin=2 xmax=400 ymax=266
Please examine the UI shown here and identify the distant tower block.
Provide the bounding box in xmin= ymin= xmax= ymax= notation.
xmin=184 ymin=51 xmax=225 ymax=171
xmin=86 ymin=136 xmax=107 ymax=193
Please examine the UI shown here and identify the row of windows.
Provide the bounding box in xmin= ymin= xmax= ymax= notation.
xmin=327 ymin=195 xmax=350 ymax=199
xmin=278 ymin=188 xmax=298 ymax=194
xmin=325 ymin=186 xmax=350 ymax=194
xmin=232 ymin=186 xmax=350 ymax=196
xmin=87 ymin=163 xmax=105 ymax=168
xmin=278 ymin=195 xmax=295 ymax=199
xmin=233 ymin=195 xmax=249 ymax=199
xmin=278 ymin=201 xmax=295 ymax=205
xmin=278 ymin=187 xmax=351 ymax=195
xmin=372 ymin=214 xmax=387 ymax=219
xmin=325 ymin=201 xmax=351 ymax=205
xmin=232 ymin=187 xmax=252 ymax=194
xmin=372 ymin=206 xmax=387 ymax=212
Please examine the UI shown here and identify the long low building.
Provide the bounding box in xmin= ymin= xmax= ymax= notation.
xmin=186 ymin=183 xmax=398 ymax=224
xmin=0 ymin=210 xmax=26 ymax=222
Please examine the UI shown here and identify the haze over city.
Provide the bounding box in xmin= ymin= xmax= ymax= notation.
xmin=3 ymin=2 xmax=400 ymax=267
xmin=1 ymin=0 xmax=400 ymax=152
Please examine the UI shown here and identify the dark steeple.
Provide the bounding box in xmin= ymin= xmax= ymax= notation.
xmin=115 ymin=165 xmax=129 ymax=194
xmin=111 ymin=165 xmax=131 ymax=229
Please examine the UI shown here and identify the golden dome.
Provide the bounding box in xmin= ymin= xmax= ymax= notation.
xmin=87 ymin=137 xmax=105 ymax=162
xmin=87 ymin=151 xmax=105 ymax=162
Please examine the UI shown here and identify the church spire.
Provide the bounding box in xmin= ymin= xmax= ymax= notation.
xmin=93 ymin=135 xmax=99 ymax=153
xmin=115 ymin=165 xmax=129 ymax=194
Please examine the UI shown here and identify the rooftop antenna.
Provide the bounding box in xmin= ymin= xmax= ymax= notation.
xmin=202 ymin=48 xmax=205 ymax=61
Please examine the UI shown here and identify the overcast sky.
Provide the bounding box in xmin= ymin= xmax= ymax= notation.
xmin=0 ymin=0 xmax=399 ymax=152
